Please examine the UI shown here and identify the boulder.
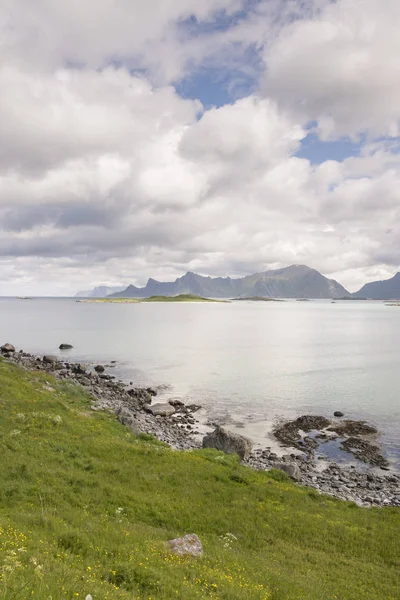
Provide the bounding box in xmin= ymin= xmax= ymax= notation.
xmin=128 ymin=388 xmax=152 ymax=406
xmin=144 ymin=403 xmax=176 ymax=417
xmin=59 ymin=343 xmax=73 ymax=350
xmin=43 ymin=355 xmax=59 ymax=365
xmin=169 ymin=398 xmax=185 ymax=407
xmin=117 ymin=407 xmax=142 ymax=435
xmin=146 ymin=387 xmax=157 ymax=397
xmin=334 ymin=411 xmax=344 ymax=418
xmin=72 ymin=364 xmax=88 ymax=375
xmin=167 ymin=534 xmax=203 ymax=558
xmin=1 ymin=343 xmax=15 ymax=353
xmin=202 ymin=426 xmax=253 ymax=460
xmin=94 ymin=365 xmax=105 ymax=373
xmin=271 ymin=462 xmax=302 ymax=482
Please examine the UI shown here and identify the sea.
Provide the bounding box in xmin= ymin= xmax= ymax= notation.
xmin=1 ymin=297 xmax=399 ymax=468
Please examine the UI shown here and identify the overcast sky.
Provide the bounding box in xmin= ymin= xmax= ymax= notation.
xmin=1 ymin=0 xmax=400 ymax=295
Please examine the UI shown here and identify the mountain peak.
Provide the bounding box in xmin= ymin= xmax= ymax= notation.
xmin=354 ymin=271 xmax=400 ymax=299
xmin=107 ymin=265 xmax=349 ymax=299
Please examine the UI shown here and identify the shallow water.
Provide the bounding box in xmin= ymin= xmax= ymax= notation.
xmin=1 ymin=297 xmax=399 ymax=467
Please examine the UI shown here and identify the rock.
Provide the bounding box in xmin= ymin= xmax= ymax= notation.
xmin=167 ymin=534 xmax=203 ymax=558
xmin=1 ymin=343 xmax=15 ymax=353
xmin=169 ymin=398 xmax=185 ymax=407
xmin=202 ymin=426 xmax=253 ymax=460
xmin=187 ymin=404 xmax=202 ymax=413
xmin=94 ymin=365 xmax=105 ymax=373
xmin=43 ymin=355 xmax=58 ymax=365
xmin=59 ymin=343 xmax=73 ymax=350
xmin=334 ymin=411 xmax=344 ymax=417
xmin=146 ymin=387 xmax=157 ymax=397
xmin=144 ymin=403 xmax=176 ymax=417
xmin=72 ymin=363 xmax=88 ymax=375
xmin=117 ymin=407 xmax=142 ymax=435
xmin=128 ymin=388 xmax=152 ymax=406
xmin=271 ymin=462 xmax=302 ymax=482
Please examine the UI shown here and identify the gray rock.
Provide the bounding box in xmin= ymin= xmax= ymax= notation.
xmin=117 ymin=407 xmax=142 ymax=435
xmin=72 ymin=363 xmax=88 ymax=375
xmin=202 ymin=426 xmax=253 ymax=460
xmin=144 ymin=403 xmax=176 ymax=417
xmin=334 ymin=411 xmax=344 ymax=417
xmin=59 ymin=343 xmax=73 ymax=350
xmin=167 ymin=534 xmax=203 ymax=558
xmin=1 ymin=343 xmax=15 ymax=353
xmin=169 ymin=398 xmax=185 ymax=407
xmin=271 ymin=462 xmax=302 ymax=482
xmin=94 ymin=365 xmax=105 ymax=373
xmin=43 ymin=355 xmax=58 ymax=365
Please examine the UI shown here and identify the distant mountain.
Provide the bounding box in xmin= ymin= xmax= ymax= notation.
xmin=75 ymin=285 xmax=126 ymax=298
xmin=353 ymin=272 xmax=400 ymax=299
xmin=110 ymin=265 xmax=350 ymax=299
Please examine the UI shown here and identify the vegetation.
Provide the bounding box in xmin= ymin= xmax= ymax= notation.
xmin=0 ymin=359 xmax=399 ymax=600
xmin=78 ymin=294 xmax=226 ymax=304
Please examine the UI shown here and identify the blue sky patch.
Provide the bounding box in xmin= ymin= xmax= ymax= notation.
xmin=296 ymin=133 xmax=363 ymax=164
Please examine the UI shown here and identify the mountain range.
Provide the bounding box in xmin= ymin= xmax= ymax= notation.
xmin=353 ymin=272 xmax=400 ymax=299
xmin=106 ymin=265 xmax=349 ymax=299
xmin=77 ymin=267 xmax=400 ymax=300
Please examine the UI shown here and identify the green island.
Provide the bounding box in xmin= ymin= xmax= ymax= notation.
xmin=78 ymin=294 xmax=227 ymax=304
xmin=0 ymin=359 xmax=399 ymax=600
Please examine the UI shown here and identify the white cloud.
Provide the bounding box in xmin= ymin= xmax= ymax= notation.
xmin=0 ymin=0 xmax=400 ymax=295
xmin=263 ymin=0 xmax=400 ymax=139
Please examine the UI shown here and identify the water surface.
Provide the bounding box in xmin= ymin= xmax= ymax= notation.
xmin=1 ymin=298 xmax=399 ymax=467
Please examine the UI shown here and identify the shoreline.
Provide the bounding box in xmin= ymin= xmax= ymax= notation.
xmin=1 ymin=344 xmax=399 ymax=508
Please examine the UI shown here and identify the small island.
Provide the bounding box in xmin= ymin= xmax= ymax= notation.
xmin=77 ymin=294 xmax=228 ymax=304
xmin=232 ymin=296 xmax=284 ymax=302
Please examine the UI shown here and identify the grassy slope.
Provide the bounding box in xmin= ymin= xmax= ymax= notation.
xmin=0 ymin=361 xmax=399 ymax=600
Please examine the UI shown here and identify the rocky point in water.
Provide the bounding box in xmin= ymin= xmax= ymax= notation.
xmin=274 ymin=415 xmax=389 ymax=468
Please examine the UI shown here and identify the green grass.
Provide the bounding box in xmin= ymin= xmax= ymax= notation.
xmin=0 ymin=360 xmax=399 ymax=600
xmin=79 ymin=294 xmax=225 ymax=303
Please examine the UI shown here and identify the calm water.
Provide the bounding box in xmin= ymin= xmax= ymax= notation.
xmin=1 ymin=298 xmax=400 ymax=466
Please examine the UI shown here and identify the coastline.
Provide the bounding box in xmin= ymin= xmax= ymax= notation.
xmin=1 ymin=345 xmax=399 ymax=508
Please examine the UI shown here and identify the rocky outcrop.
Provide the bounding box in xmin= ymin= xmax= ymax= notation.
xmin=43 ymin=355 xmax=59 ymax=365
xmin=144 ymin=403 xmax=176 ymax=417
xmin=59 ymin=343 xmax=73 ymax=350
xmin=271 ymin=462 xmax=302 ymax=481
xmin=117 ymin=407 xmax=142 ymax=435
xmin=167 ymin=534 xmax=203 ymax=558
xmin=202 ymin=426 xmax=253 ymax=460
xmin=1 ymin=343 xmax=15 ymax=353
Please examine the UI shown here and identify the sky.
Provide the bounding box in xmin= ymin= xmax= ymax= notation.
xmin=1 ymin=0 xmax=400 ymax=295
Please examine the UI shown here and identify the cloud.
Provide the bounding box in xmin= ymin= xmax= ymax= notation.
xmin=262 ymin=0 xmax=400 ymax=139
xmin=1 ymin=0 xmax=400 ymax=295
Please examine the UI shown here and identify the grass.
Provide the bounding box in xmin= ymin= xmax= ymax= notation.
xmin=78 ymin=294 xmax=225 ymax=303
xmin=0 ymin=360 xmax=399 ymax=600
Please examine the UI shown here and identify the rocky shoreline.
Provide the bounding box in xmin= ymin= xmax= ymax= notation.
xmin=1 ymin=343 xmax=399 ymax=508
